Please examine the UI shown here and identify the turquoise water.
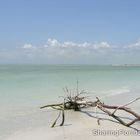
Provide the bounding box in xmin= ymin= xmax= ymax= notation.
xmin=1 ymin=65 xmax=140 ymax=108
xmin=1 ymin=64 xmax=140 ymax=138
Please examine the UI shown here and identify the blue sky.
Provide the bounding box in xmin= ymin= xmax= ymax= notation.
xmin=0 ymin=0 xmax=140 ymax=64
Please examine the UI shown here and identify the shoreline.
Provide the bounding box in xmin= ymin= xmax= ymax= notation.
xmin=1 ymin=91 xmax=140 ymax=140
xmin=2 ymin=106 xmax=140 ymax=140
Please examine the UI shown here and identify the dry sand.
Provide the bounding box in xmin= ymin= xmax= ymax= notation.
xmin=3 ymin=108 xmax=140 ymax=140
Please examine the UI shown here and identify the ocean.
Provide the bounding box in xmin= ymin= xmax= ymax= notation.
xmin=0 ymin=64 xmax=140 ymax=139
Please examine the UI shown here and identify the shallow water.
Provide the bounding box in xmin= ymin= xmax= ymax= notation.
xmin=0 ymin=64 xmax=140 ymax=138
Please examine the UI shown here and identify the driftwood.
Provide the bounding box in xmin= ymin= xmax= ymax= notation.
xmin=40 ymin=86 xmax=140 ymax=128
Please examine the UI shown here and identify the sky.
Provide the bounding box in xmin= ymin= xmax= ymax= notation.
xmin=0 ymin=0 xmax=140 ymax=64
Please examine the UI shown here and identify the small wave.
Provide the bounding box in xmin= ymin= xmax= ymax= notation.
xmin=100 ymin=88 xmax=130 ymax=98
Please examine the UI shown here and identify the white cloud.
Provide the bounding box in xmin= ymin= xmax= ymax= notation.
xmin=1 ymin=38 xmax=140 ymax=64
xmin=22 ymin=44 xmax=33 ymax=49
xmin=99 ymin=42 xmax=110 ymax=48
xmin=45 ymin=38 xmax=110 ymax=49
xmin=127 ymin=39 xmax=140 ymax=49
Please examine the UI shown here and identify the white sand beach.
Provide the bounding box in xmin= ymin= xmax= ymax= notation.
xmin=3 ymin=103 xmax=140 ymax=140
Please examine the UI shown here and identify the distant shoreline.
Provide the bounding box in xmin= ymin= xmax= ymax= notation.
xmin=1 ymin=63 xmax=140 ymax=66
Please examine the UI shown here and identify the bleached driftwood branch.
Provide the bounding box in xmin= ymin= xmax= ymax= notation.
xmin=40 ymin=87 xmax=140 ymax=128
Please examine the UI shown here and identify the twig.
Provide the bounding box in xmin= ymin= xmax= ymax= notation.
xmin=51 ymin=111 xmax=61 ymax=127
xmin=40 ymin=103 xmax=63 ymax=109
xmin=60 ymin=99 xmax=65 ymax=126
xmin=112 ymin=97 xmax=140 ymax=115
